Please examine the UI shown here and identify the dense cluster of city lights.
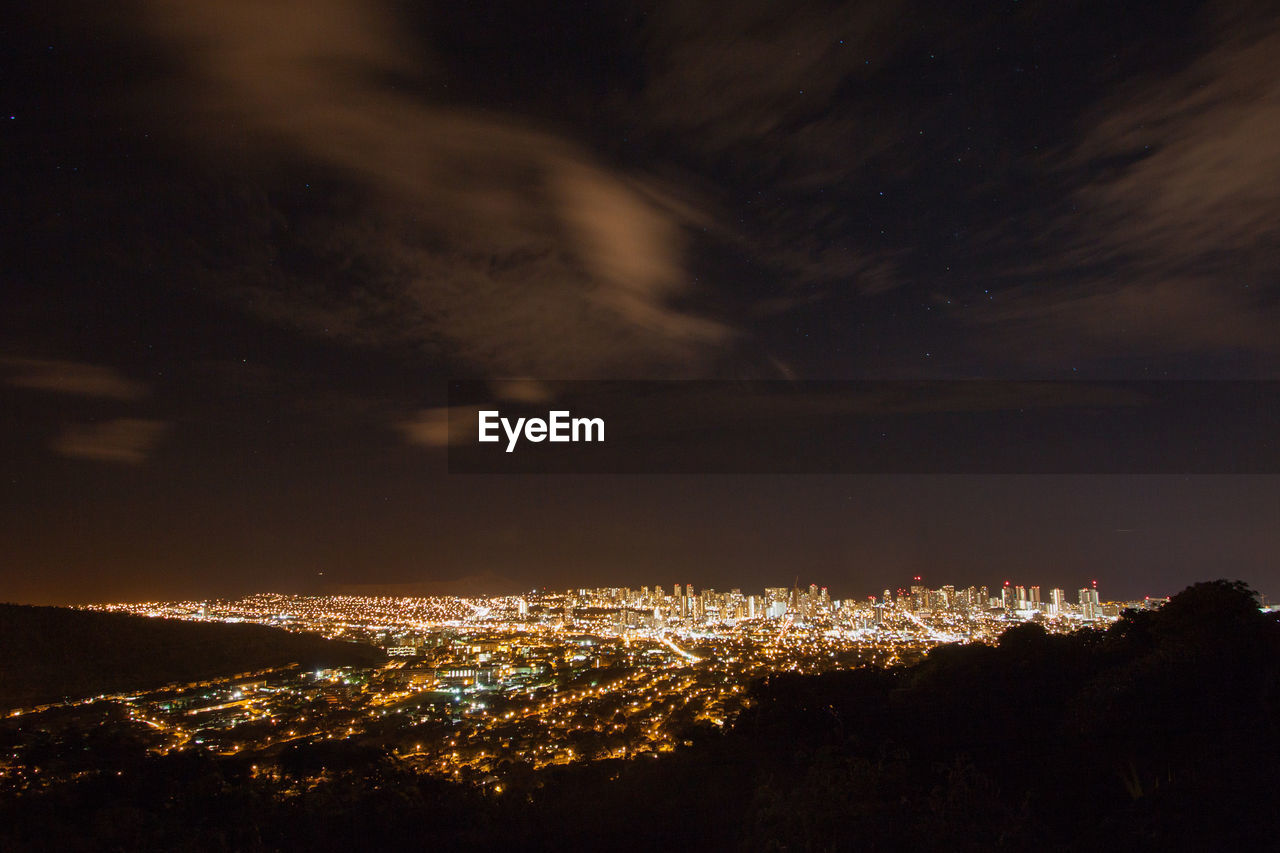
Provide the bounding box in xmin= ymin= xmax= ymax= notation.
xmin=4 ymin=580 xmax=1144 ymax=791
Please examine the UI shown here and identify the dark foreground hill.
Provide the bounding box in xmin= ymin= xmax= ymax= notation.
xmin=0 ymin=604 xmax=384 ymax=709
xmin=2 ymin=580 xmax=1277 ymax=852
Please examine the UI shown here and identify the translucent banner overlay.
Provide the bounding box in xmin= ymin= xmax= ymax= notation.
xmin=444 ymin=381 xmax=1280 ymax=474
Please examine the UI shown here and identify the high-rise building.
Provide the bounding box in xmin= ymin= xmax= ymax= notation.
xmin=1049 ymin=588 xmax=1066 ymax=616
xmin=1079 ymin=587 xmax=1101 ymax=621
xmin=910 ymin=584 xmax=927 ymax=612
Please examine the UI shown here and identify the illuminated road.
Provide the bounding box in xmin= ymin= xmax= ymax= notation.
xmin=898 ymin=609 xmax=965 ymax=643
xmin=660 ymin=635 xmax=700 ymax=663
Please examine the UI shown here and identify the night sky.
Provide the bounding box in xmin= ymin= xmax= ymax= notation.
xmin=3 ymin=1 xmax=1278 ymax=604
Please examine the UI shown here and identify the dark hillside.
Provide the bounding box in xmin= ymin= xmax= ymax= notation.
xmin=0 ymin=604 xmax=384 ymax=709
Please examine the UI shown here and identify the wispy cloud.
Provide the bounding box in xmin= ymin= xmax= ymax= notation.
xmin=139 ymin=0 xmax=730 ymax=377
xmin=1070 ymin=12 xmax=1280 ymax=272
xmin=2 ymin=358 xmax=148 ymax=400
xmin=398 ymin=408 xmax=471 ymax=449
xmin=637 ymin=0 xmax=910 ymax=304
xmin=51 ymin=418 xmax=168 ymax=464
xmin=397 ymin=382 xmax=556 ymax=448
xmin=640 ymin=0 xmax=906 ymax=166
xmin=974 ymin=7 xmax=1280 ymax=361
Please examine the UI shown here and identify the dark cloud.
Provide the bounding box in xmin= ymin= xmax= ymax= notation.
xmin=972 ymin=6 xmax=1280 ymax=363
xmin=1070 ymin=8 xmax=1280 ymax=268
xmin=633 ymin=0 xmax=917 ymax=306
xmin=399 ymin=406 xmax=494 ymax=450
xmin=51 ymin=418 xmax=168 ymax=464
xmin=639 ymin=0 xmax=908 ymax=170
xmin=2 ymin=358 xmax=148 ymax=400
xmin=138 ymin=0 xmax=731 ymax=377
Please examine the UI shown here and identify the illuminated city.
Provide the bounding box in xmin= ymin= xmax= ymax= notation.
xmin=1 ymin=579 xmax=1146 ymax=794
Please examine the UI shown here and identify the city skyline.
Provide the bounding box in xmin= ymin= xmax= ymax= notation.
xmin=85 ymin=576 xmax=1139 ymax=643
